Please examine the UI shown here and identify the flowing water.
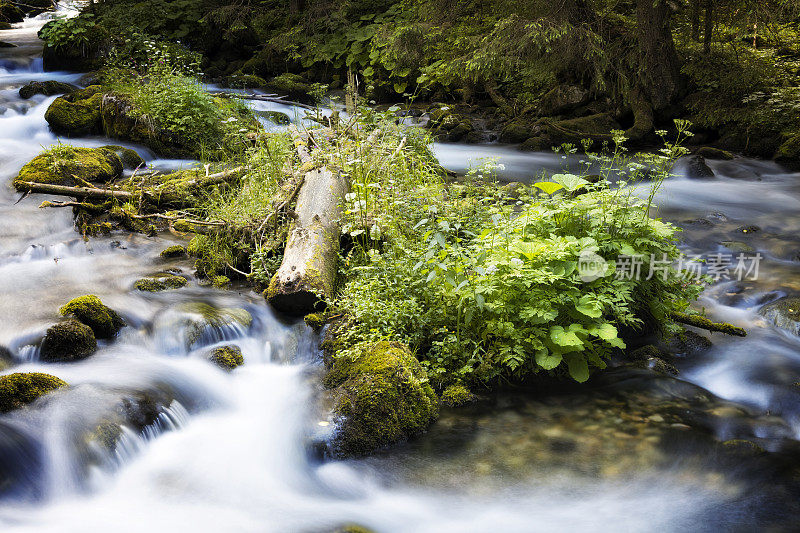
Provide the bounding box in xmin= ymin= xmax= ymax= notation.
xmin=2 ymin=8 xmax=800 ymax=533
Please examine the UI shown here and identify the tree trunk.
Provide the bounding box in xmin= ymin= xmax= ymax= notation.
xmin=704 ymin=0 xmax=714 ymax=53
xmin=691 ymin=0 xmax=701 ymax=41
xmin=635 ymin=0 xmax=682 ymax=112
xmin=266 ymin=131 xmax=349 ymax=315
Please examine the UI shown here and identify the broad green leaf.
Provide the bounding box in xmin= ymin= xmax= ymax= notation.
xmin=575 ymin=295 xmax=603 ymax=318
xmin=535 ymin=349 xmax=562 ymax=370
xmin=552 ymin=173 xmax=590 ymax=192
xmin=533 ymin=181 xmax=564 ymax=195
xmin=564 ymin=353 xmax=590 ymax=382
xmin=550 ymin=325 xmax=584 ymax=350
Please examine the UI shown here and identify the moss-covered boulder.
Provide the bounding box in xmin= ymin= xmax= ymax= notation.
xmin=440 ymin=383 xmax=476 ymax=407
xmin=101 ymin=145 xmax=144 ymax=170
xmin=428 ymin=110 xmax=476 ymax=142
xmin=259 ymin=110 xmax=291 ymax=125
xmin=760 ymin=297 xmax=800 ymax=336
xmin=265 ymin=73 xmax=313 ymax=103
xmin=696 ymin=146 xmax=734 ymax=160
xmin=685 ymin=155 xmax=715 ymax=179
xmin=499 ymin=118 xmax=540 ymax=144
xmin=159 ymin=245 xmax=186 ymax=259
xmin=40 ymin=319 xmax=97 ymax=362
xmin=44 ymin=85 xmax=104 ymax=136
xmin=0 ymin=372 xmax=67 ymax=413
xmin=775 ymin=134 xmax=800 ymax=171
xmin=207 ymin=344 xmax=244 ymax=371
xmin=134 ymin=273 xmax=188 ymax=292
xmin=223 ymin=73 xmax=266 ymax=89
xmin=19 ymin=80 xmax=75 ymax=99
xmin=101 ymin=94 xmax=192 ymax=157
xmin=544 ymin=113 xmax=619 ymax=145
xmin=59 ymin=295 xmax=124 ymax=339
xmin=13 ymin=145 xmax=123 ymax=190
xmin=324 ymin=341 xmax=438 ymax=457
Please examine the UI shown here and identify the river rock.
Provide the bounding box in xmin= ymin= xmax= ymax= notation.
xmin=663 ymin=330 xmax=713 ymax=357
xmin=207 ymin=344 xmax=244 ymax=371
xmin=134 ymin=273 xmax=188 ymax=292
xmin=264 ymin=73 xmax=314 ymax=104
xmin=440 ymin=383 xmax=477 ymax=407
xmin=259 ymin=110 xmax=291 ymax=125
xmin=222 ymin=73 xmax=266 ymax=89
xmin=323 ymin=341 xmax=438 ymax=457
xmin=59 ymin=295 xmax=124 ymax=340
xmin=759 ymin=297 xmax=800 ymax=336
xmin=101 ymin=145 xmax=145 ymax=170
xmin=499 ymin=118 xmax=539 ymax=144
xmin=18 ymin=80 xmax=75 ymax=99
xmin=160 ymin=245 xmax=187 ymax=259
xmin=685 ymin=155 xmax=715 ymax=179
xmin=538 ymin=84 xmax=590 ymax=115
xmin=40 ymin=320 xmax=97 ymax=362
xmin=696 ymin=146 xmax=734 ymax=160
xmin=13 ymin=146 xmax=123 ymax=190
xmin=0 ymin=372 xmax=67 ymax=413
xmin=44 ymin=85 xmax=104 ymax=136
xmin=775 ymin=134 xmax=800 ymax=171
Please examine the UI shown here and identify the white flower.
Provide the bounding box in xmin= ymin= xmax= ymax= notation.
xmin=510 ymin=258 xmax=524 ymax=267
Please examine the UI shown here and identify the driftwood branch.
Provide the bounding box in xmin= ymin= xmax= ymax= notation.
xmin=17 ymin=182 xmax=134 ymax=201
xmin=671 ymin=311 xmax=747 ymax=337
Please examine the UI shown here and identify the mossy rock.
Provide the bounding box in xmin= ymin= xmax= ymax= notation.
xmin=40 ymin=319 xmax=97 ymax=362
xmin=101 ymin=94 xmax=191 ymax=158
xmin=13 ymin=145 xmax=123 ymax=190
xmin=134 ymin=273 xmax=188 ymax=292
xmin=538 ymin=84 xmax=590 ymax=115
xmin=685 ymin=155 xmax=715 ymax=179
xmin=440 ymin=383 xmax=476 ymax=407
xmin=87 ymin=421 xmax=123 ymax=451
xmin=17 ymin=0 xmax=54 ymax=15
xmin=159 ymin=245 xmax=186 ymax=259
xmin=207 ymin=344 xmax=244 ymax=371
xmin=211 ymin=275 xmax=230 ymax=289
xmin=499 ymin=118 xmax=539 ymax=144
xmin=0 ymin=372 xmax=67 ymax=413
xmin=259 ymin=110 xmax=291 ymax=125
xmin=100 ymin=145 xmax=144 ymax=170
xmin=304 ymin=312 xmax=328 ymax=331
xmin=721 ymin=438 xmax=765 ymax=457
xmin=775 ymin=134 xmax=800 ymax=171
xmin=696 ymin=147 xmax=734 ymax=160
xmin=324 ymin=341 xmax=439 ymax=457
xmin=520 ymin=135 xmax=554 ymax=152
xmin=177 ymin=303 xmax=252 ymax=349
xmin=0 ymin=345 xmax=12 ymax=371
xmin=759 ymin=297 xmax=800 ymax=336
xmin=333 ymin=526 xmax=376 ymax=533
xmin=265 ymin=73 xmax=313 ymax=103
xmin=44 ymin=86 xmax=104 ymax=136
xmin=19 ymin=80 xmax=75 ymax=99
xmin=59 ymin=295 xmax=124 ymax=340
xmin=223 ymin=73 xmax=267 ymax=89
xmin=0 ymin=2 xmax=23 ymax=23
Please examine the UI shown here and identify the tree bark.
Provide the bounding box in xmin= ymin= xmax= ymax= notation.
xmin=266 ymin=130 xmax=349 ymax=315
xmin=635 ymin=0 xmax=682 ymax=112
xmin=15 ymin=182 xmax=134 ymax=201
xmin=704 ymin=0 xmax=714 ymax=53
xmin=691 ymin=0 xmax=701 ymax=41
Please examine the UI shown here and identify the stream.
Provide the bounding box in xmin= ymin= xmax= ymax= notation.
xmin=2 ymin=7 xmax=800 ymax=533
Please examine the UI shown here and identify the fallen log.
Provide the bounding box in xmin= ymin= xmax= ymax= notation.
xmin=266 ymin=128 xmax=348 ymax=315
xmin=670 ymin=311 xmax=747 ymax=337
xmin=16 ymin=181 xmax=134 ymax=201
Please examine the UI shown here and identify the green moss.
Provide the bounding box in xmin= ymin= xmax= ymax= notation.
xmin=211 ymin=275 xmax=231 ymax=289
xmin=265 ymin=73 xmax=312 ymax=102
xmin=208 ymin=345 xmax=244 ymax=371
xmin=134 ymin=273 xmax=188 ymax=292
xmin=721 ymin=438 xmax=765 ymax=456
xmin=324 ymin=341 xmax=439 ymax=457
xmin=259 ymin=110 xmax=291 ymax=125
xmin=14 ymin=145 xmax=123 ymax=190
xmin=0 ymin=372 xmax=68 ymax=413
xmin=696 ymin=147 xmax=734 ymax=160
xmin=775 ymin=134 xmax=800 ymax=170
xmin=334 ymin=526 xmax=376 ymax=533
xmin=101 ymin=145 xmax=145 ymax=170
xmin=88 ymin=421 xmax=123 ymax=450
xmin=304 ymin=312 xmax=328 ymax=330
xmin=181 ymin=303 xmax=253 ymax=348
xmin=40 ymin=319 xmax=97 ymax=362
xmin=440 ymin=383 xmax=476 ymax=407
xmin=44 ymin=87 xmax=104 ymax=136
xmin=19 ymin=80 xmax=75 ymax=99
xmin=59 ymin=295 xmax=124 ymax=339
xmin=160 ymin=245 xmax=187 ymax=258
xmin=223 ymin=73 xmax=267 ymax=89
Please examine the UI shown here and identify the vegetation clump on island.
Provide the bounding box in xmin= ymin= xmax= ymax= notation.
xmin=14 ymin=0 xmax=795 ymax=455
